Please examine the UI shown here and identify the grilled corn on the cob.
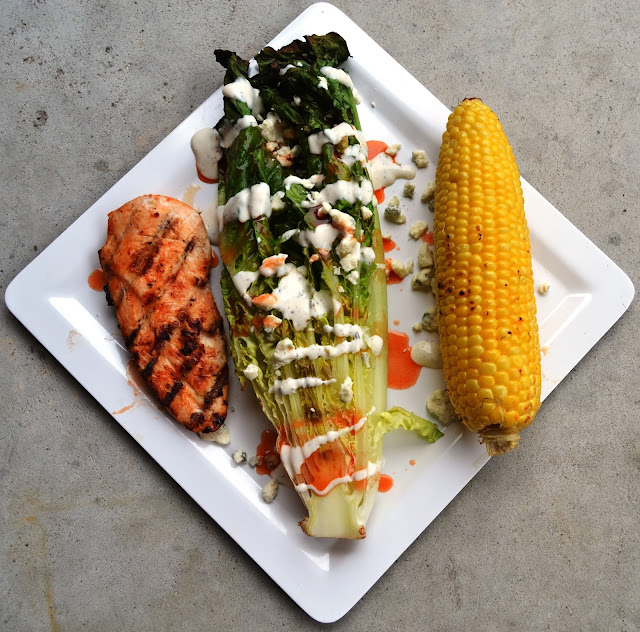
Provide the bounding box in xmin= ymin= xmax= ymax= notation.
xmin=433 ymin=98 xmax=541 ymax=456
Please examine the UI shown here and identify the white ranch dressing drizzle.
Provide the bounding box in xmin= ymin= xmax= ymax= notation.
xmin=283 ymin=174 xmax=324 ymax=190
xmin=410 ymin=340 xmax=443 ymax=368
xmin=295 ymin=223 xmax=340 ymax=250
xmin=367 ymin=152 xmax=416 ymax=190
xmin=273 ymin=336 xmax=366 ymax=368
xmin=317 ymin=76 xmax=329 ymax=90
xmin=219 ymin=115 xmax=258 ymax=148
xmin=308 ymin=122 xmax=357 ymax=154
xmin=219 ymin=182 xmax=271 ymax=229
xmin=279 ymin=64 xmax=295 ymax=75
xmin=190 ymin=128 xmax=222 ymax=181
xmin=279 ymin=228 xmax=299 ymax=243
xmin=222 ymin=76 xmax=264 ymax=117
xmin=319 ymin=66 xmax=361 ymax=103
xmin=269 ymin=377 xmax=336 ymax=397
xmin=301 ymin=179 xmax=374 ymax=208
xmin=270 ymin=267 xmax=329 ymax=331
xmin=232 ymin=270 xmax=259 ymax=305
xmin=279 ymin=408 xmax=374 ymax=479
xmin=322 ymin=323 xmax=365 ymax=338
xmin=340 ymin=143 xmax=367 ymax=167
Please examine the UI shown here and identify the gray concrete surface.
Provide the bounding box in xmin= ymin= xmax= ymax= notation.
xmin=2 ymin=0 xmax=639 ymax=629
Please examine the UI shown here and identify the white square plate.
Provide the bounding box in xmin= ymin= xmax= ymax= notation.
xmin=5 ymin=2 xmax=634 ymax=623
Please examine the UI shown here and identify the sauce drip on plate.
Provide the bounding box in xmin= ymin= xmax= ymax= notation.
xmin=382 ymin=237 xmax=396 ymax=253
xmin=88 ymin=268 xmax=106 ymax=292
xmin=387 ymin=330 xmax=421 ymax=389
xmin=256 ymin=428 xmax=280 ymax=475
xmin=378 ymin=474 xmax=394 ymax=493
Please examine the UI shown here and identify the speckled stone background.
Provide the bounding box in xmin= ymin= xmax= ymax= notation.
xmin=2 ymin=1 xmax=638 ymax=629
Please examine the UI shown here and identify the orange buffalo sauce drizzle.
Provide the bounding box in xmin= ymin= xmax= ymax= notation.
xmin=388 ymin=330 xmax=422 ymax=389
xmin=378 ymin=474 xmax=394 ymax=493
xmin=88 ymin=268 xmax=106 ymax=291
xmin=366 ymin=140 xmax=396 ymax=204
xmin=275 ymin=411 xmax=376 ymax=493
xmin=256 ymin=428 xmax=280 ymax=476
xmin=210 ymin=249 xmax=219 ymax=268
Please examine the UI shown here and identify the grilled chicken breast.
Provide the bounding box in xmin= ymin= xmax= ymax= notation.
xmin=99 ymin=194 xmax=228 ymax=434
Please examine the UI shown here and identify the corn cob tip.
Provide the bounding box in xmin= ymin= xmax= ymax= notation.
xmin=480 ymin=429 xmax=521 ymax=456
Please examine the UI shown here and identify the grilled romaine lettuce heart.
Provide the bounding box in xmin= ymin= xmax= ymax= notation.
xmin=214 ymin=33 xmax=441 ymax=538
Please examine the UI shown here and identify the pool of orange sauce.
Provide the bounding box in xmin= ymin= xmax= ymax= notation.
xmin=300 ymin=446 xmax=355 ymax=493
xmin=256 ymin=428 xmax=280 ymax=476
xmin=366 ymin=140 xmax=396 ymax=204
xmin=88 ymin=268 xmax=106 ymax=291
xmin=387 ymin=330 xmax=422 ymax=389
xmin=382 ymin=237 xmax=396 ymax=253
xmin=378 ymin=474 xmax=394 ymax=493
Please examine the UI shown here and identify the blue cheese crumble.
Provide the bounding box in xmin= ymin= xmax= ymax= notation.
xmin=412 ymin=150 xmax=429 ymax=168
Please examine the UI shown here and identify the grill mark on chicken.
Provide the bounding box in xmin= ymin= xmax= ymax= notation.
xmin=204 ymin=365 xmax=229 ymax=408
xmin=163 ymin=380 xmax=184 ymax=406
xmin=99 ymin=195 xmax=228 ymax=434
xmin=104 ymin=216 xmax=198 ymax=314
xmin=111 ymin=232 xmax=200 ymax=350
xmin=189 ymin=412 xmax=205 ymax=429
xmin=140 ymin=358 xmax=156 ymax=379
xmin=179 ymin=344 xmax=205 ymax=377
xmin=124 ymin=326 xmax=141 ymax=349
